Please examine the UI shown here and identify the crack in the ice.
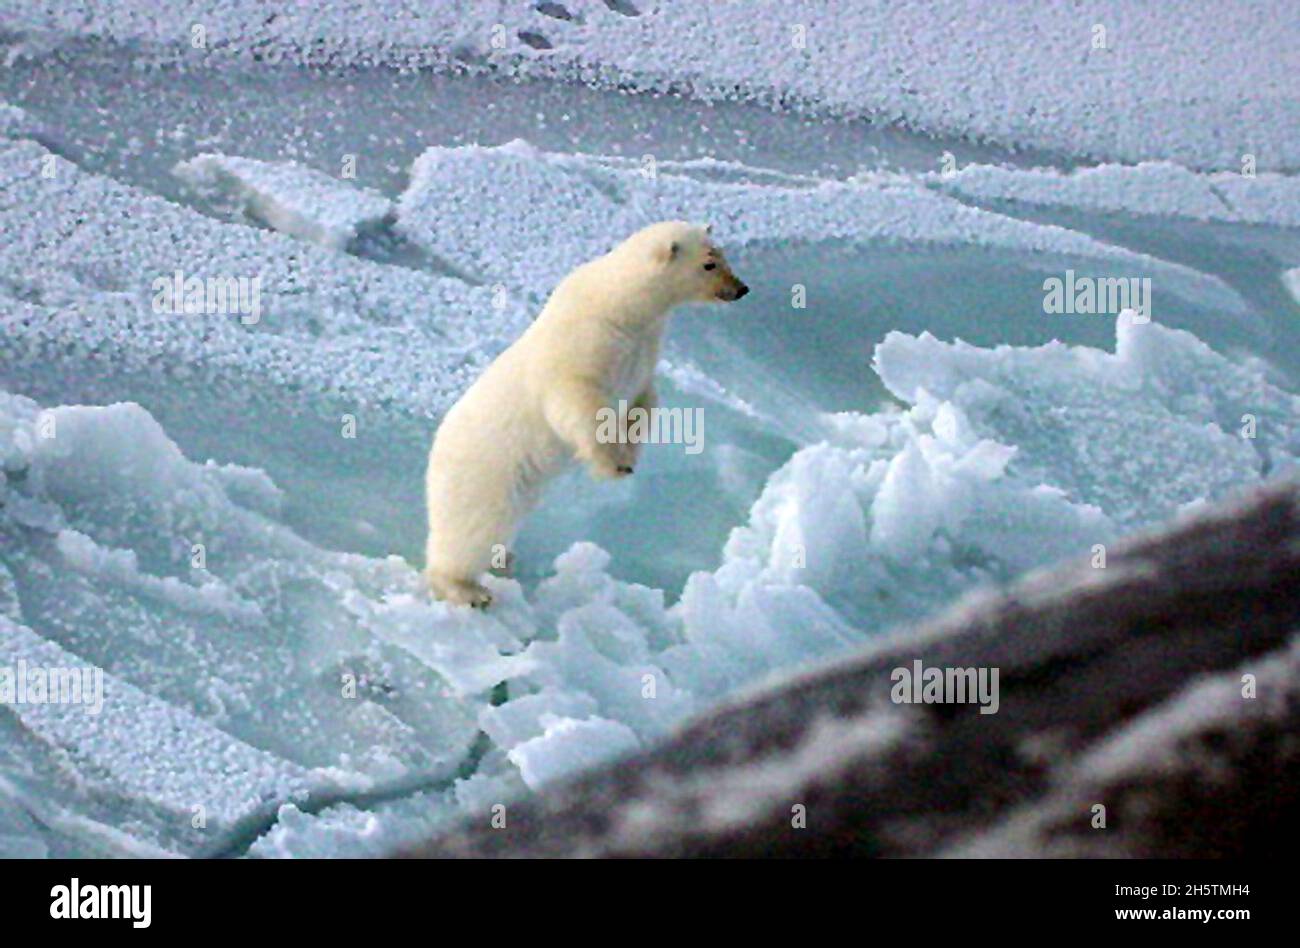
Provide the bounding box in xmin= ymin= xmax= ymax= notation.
xmin=201 ymin=728 xmax=494 ymax=859
xmin=205 ymin=681 xmax=509 ymax=859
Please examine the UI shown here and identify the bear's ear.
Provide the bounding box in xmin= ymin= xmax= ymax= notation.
xmin=660 ymin=240 xmax=680 ymax=265
xmin=703 ymin=223 xmax=712 ymax=236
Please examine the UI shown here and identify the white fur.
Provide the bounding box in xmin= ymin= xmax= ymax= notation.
xmin=424 ymin=221 xmax=746 ymax=607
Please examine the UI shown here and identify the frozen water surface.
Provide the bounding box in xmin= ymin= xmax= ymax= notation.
xmin=0 ymin=4 xmax=1297 ymax=857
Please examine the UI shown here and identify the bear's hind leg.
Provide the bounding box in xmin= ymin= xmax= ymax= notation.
xmin=426 ymin=570 xmax=493 ymax=609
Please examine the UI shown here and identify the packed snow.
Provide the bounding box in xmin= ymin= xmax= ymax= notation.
xmin=0 ymin=3 xmax=1298 ymax=858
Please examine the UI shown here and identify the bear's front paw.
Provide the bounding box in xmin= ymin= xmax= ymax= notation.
xmin=585 ymin=441 xmax=636 ymax=480
xmin=587 ymin=459 xmax=631 ymax=480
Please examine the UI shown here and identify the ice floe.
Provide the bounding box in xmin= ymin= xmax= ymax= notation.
xmin=937 ymin=161 xmax=1300 ymax=228
xmin=0 ymin=17 xmax=1296 ymax=853
xmin=4 ymin=2 xmax=1295 ymax=168
xmin=5 ymin=303 xmax=1295 ymax=855
xmin=174 ymin=153 xmax=393 ymax=251
xmin=396 ymin=140 xmax=1251 ymax=317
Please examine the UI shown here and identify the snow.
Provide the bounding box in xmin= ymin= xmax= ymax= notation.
xmin=11 ymin=290 xmax=1293 ymax=855
xmin=872 ymin=317 xmax=1297 ymax=529
xmin=507 ymin=716 xmax=640 ymax=790
xmin=397 ymin=139 xmax=1250 ymax=315
xmin=938 ymin=161 xmax=1300 ymax=228
xmin=0 ymin=390 xmax=488 ymax=855
xmin=0 ymin=3 xmax=1298 ymax=858
xmin=4 ymin=1 xmax=1297 ymax=169
xmin=174 ymin=154 xmax=393 ymax=251
xmin=1285 ymin=268 xmax=1300 ymax=306
xmin=478 ymin=689 xmax=599 ymax=752
xmin=0 ymin=614 xmax=315 ymax=856
xmin=0 ymin=137 xmax=527 ymax=417
xmin=55 ymin=528 xmax=265 ymax=623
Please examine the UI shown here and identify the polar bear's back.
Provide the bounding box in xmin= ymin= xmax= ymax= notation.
xmin=427 ymin=342 xmax=565 ymax=523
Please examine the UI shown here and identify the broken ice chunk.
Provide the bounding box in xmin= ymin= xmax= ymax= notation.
xmin=506 ymin=716 xmax=640 ymax=790
xmin=1283 ymin=268 xmax=1300 ymax=307
xmin=173 ymin=154 xmax=392 ymax=252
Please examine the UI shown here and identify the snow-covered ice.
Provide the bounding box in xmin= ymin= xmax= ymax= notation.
xmin=0 ymin=2 xmax=1297 ymax=858
xmin=1285 ymin=268 xmax=1300 ymax=307
xmin=397 ymin=140 xmax=1251 ymax=317
xmin=937 ymin=162 xmax=1300 ymax=228
xmin=3 ymin=1 xmax=1296 ymax=169
xmin=4 ymin=296 xmax=1294 ymax=855
xmin=173 ymin=154 xmax=393 ymax=251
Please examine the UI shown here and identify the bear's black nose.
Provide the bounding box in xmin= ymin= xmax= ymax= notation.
xmin=734 ymin=283 xmax=749 ymax=299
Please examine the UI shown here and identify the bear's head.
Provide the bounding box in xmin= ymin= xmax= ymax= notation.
xmin=620 ymin=220 xmax=749 ymax=306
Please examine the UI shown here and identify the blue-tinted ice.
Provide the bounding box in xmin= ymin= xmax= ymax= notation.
xmin=1 ymin=14 xmax=1298 ymax=857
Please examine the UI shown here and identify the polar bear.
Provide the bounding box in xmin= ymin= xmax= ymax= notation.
xmin=424 ymin=220 xmax=748 ymax=607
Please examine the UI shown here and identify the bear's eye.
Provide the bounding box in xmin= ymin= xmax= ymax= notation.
xmin=703 ymin=262 xmax=717 ymax=271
